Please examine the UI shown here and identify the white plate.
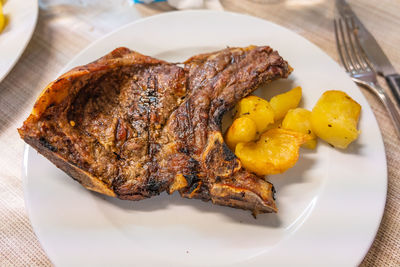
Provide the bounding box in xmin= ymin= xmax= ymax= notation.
xmin=0 ymin=0 xmax=38 ymax=82
xmin=23 ymin=10 xmax=387 ymax=266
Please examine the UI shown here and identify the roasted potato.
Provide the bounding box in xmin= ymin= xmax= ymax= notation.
xmin=235 ymin=128 xmax=310 ymax=175
xmin=311 ymin=90 xmax=361 ymax=149
xmin=0 ymin=2 xmax=4 ymax=33
xmin=269 ymin=86 xmax=302 ymax=120
xmin=225 ymin=117 xmax=258 ymax=151
xmin=235 ymin=95 xmax=274 ymax=133
xmin=282 ymin=108 xmax=317 ymax=149
xmin=264 ymin=119 xmax=283 ymax=131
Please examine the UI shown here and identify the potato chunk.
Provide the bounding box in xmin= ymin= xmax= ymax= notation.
xmin=225 ymin=117 xmax=258 ymax=151
xmin=282 ymin=108 xmax=317 ymax=149
xmin=311 ymin=90 xmax=361 ymax=149
xmin=269 ymin=86 xmax=302 ymax=120
xmin=235 ymin=95 xmax=274 ymax=133
xmin=0 ymin=2 xmax=4 ymax=33
xmin=264 ymin=119 xmax=283 ymax=131
xmin=235 ymin=128 xmax=310 ymax=175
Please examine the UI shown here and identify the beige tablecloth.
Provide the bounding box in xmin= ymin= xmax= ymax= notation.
xmin=1 ymin=0 xmax=399 ymax=266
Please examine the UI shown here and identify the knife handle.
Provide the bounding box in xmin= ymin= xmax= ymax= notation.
xmin=386 ymin=74 xmax=400 ymax=107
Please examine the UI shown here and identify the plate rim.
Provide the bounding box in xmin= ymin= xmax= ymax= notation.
xmin=22 ymin=9 xmax=388 ymax=266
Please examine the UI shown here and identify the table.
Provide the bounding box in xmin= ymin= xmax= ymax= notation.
xmin=1 ymin=0 xmax=399 ymax=265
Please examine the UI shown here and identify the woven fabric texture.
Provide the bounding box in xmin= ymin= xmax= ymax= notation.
xmin=0 ymin=0 xmax=399 ymax=266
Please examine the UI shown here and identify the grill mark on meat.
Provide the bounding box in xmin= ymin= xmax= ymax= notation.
xmin=144 ymin=74 xmax=152 ymax=195
xmin=184 ymin=100 xmax=194 ymax=154
xmin=39 ymin=137 xmax=57 ymax=152
xmin=19 ymin=46 xmax=291 ymax=214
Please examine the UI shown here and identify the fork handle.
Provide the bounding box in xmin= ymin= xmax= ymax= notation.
xmin=369 ymin=82 xmax=400 ymax=137
xmin=386 ymin=74 xmax=400 ymax=107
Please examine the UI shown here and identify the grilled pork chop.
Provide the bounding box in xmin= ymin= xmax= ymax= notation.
xmin=19 ymin=46 xmax=291 ymax=215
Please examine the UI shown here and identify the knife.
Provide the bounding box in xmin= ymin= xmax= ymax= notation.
xmin=336 ymin=0 xmax=400 ymax=105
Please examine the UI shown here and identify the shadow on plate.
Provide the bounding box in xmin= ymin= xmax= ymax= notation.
xmin=335 ymin=139 xmax=364 ymax=155
xmin=94 ymin=190 xmax=282 ymax=228
xmin=316 ymin=137 xmax=364 ymax=155
xmin=254 ymin=78 xmax=295 ymax=101
xmin=269 ymin=154 xmax=317 ymax=189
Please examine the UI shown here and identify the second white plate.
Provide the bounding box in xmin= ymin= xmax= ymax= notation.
xmin=0 ymin=0 xmax=38 ymax=83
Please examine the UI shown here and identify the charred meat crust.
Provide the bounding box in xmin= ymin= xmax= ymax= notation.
xmin=18 ymin=46 xmax=292 ymax=214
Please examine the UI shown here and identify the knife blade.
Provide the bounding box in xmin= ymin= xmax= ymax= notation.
xmin=336 ymin=0 xmax=400 ymax=104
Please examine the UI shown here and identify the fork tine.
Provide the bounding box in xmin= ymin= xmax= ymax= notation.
xmin=337 ymin=18 xmax=358 ymax=73
xmin=343 ymin=17 xmax=363 ymax=71
xmin=334 ymin=19 xmax=350 ymax=72
xmin=348 ymin=17 xmax=375 ymax=71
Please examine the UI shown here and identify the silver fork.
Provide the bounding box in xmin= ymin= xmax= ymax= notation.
xmin=334 ymin=17 xmax=400 ymax=135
